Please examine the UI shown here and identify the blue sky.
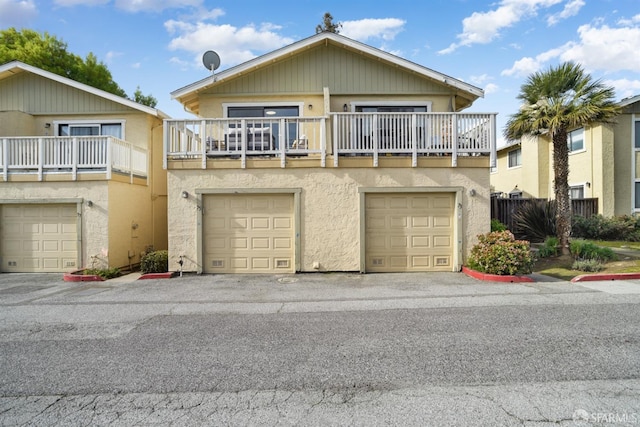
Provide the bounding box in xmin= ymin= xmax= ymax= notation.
xmin=1 ymin=0 xmax=639 ymax=146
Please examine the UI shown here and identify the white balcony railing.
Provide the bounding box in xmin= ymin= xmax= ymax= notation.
xmin=164 ymin=113 xmax=496 ymax=168
xmin=0 ymin=136 xmax=148 ymax=182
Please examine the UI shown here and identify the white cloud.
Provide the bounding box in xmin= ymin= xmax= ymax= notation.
xmin=439 ymin=0 xmax=564 ymax=54
xmin=340 ymin=18 xmax=405 ymax=42
xmin=560 ymin=24 xmax=640 ymax=72
xmin=470 ymin=74 xmax=492 ymax=85
xmin=104 ymin=51 xmax=122 ymax=63
xmin=0 ymin=0 xmax=38 ymax=27
xmin=165 ymin=20 xmax=294 ymax=68
xmin=547 ymin=0 xmax=584 ymax=26
xmin=604 ymin=78 xmax=640 ymax=100
xmin=484 ymin=83 xmax=499 ymax=94
xmin=617 ymin=14 xmax=640 ymax=26
xmin=502 ymin=22 xmax=640 ymax=77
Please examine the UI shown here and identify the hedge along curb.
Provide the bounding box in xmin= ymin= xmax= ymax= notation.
xmin=138 ymin=272 xmax=176 ymax=280
xmin=63 ymin=271 xmax=104 ymax=282
xmin=462 ymin=266 xmax=534 ymax=283
xmin=571 ymin=272 xmax=640 ymax=282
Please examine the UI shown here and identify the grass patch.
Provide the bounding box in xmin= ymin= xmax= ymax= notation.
xmin=534 ymin=253 xmax=640 ymax=280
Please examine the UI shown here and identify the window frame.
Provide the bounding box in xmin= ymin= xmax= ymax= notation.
xmin=54 ymin=120 xmax=125 ymax=139
xmin=507 ymin=147 xmax=522 ymax=169
xmin=567 ymin=127 xmax=585 ymax=154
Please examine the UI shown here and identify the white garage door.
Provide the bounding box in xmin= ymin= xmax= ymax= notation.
xmin=202 ymin=194 xmax=294 ymax=273
xmin=0 ymin=204 xmax=78 ymax=273
xmin=365 ymin=193 xmax=455 ymax=272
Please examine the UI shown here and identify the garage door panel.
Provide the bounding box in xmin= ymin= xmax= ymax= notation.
xmin=365 ymin=193 xmax=454 ymax=272
xmin=1 ymin=204 xmax=78 ymax=273
xmin=203 ymin=194 xmax=294 ymax=273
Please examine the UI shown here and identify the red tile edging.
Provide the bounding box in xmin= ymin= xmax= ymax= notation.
xmin=462 ymin=266 xmax=534 ymax=283
xmin=138 ymin=272 xmax=176 ymax=280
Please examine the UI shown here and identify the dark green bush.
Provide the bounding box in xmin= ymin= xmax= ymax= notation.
xmin=572 ymin=214 xmax=640 ymax=241
xmin=569 ymin=239 xmax=616 ymax=261
xmin=537 ymin=236 xmax=559 ymax=258
xmin=141 ymin=250 xmax=169 ymax=274
xmin=84 ymin=267 xmax=121 ymax=280
xmin=491 ymin=218 xmax=507 ymax=232
xmin=513 ymin=200 xmax=556 ymax=243
xmin=467 ymin=230 xmax=535 ymax=275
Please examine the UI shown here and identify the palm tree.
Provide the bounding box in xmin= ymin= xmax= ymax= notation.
xmin=505 ymin=62 xmax=620 ymax=254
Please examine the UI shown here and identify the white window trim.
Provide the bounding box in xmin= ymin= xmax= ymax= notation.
xmin=347 ymin=101 xmax=433 ymax=112
xmin=568 ymin=127 xmax=586 ymax=155
xmin=53 ymin=119 xmax=126 ymax=139
xmin=222 ymin=102 xmax=304 ymax=118
xmin=507 ymin=148 xmax=522 ymax=169
xmin=569 ymin=182 xmax=588 ymax=199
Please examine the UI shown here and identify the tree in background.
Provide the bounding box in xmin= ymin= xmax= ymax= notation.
xmin=0 ymin=28 xmax=157 ymax=107
xmin=316 ymin=12 xmax=342 ymax=34
xmin=504 ymin=62 xmax=620 ymax=254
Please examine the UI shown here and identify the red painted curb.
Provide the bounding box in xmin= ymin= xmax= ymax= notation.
xmin=462 ymin=266 xmax=534 ymax=283
xmin=63 ymin=272 xmax=104 ymax=282
xmin=138 ymin=272 xmax=176 ymax=280
xmin=571 ymin=272 xmax=640 ymax=282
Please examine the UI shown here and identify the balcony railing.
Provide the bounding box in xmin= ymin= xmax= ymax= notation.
xmin=164 ymin=112 xmax=496 ymax=168
xmin=0 ymin=136 xmax=148 ymax=181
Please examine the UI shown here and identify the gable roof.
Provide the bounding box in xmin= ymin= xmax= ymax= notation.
xmin=0 ymin=60 xmax=169 ymax=118
xmin=619 ymin=94 xmax=640 ymax=107
xmin=171 ymin=32 xmax=484 ymax=115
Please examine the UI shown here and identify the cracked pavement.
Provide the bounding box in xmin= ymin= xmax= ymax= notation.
xmin=1 ymin=272 xmax=640 ymax=426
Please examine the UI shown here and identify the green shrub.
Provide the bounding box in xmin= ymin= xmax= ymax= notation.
xmin=569 ymin=239 xmax=616 ymax=261
xmin=491 ymin=218 xmax=507 ymax=232
xmin=141 ymin=250 xmax=169 ymax=274
xmin=572 ymin=214 xmax=640 ymax=241
xmin=513 ymin=200 xmax=556 ymax=243
xmin=467 ymin=230 xmax=535 ymax=275
xmin=537 ymin=236 xmax=559 ymax=258
xmin=572 ymin=259 xmax=604 ymax=272
xmin=84 ymin=267 xmax=121 ymax=280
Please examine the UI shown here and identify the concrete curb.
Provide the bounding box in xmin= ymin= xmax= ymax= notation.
xmin=571 ymin=272 xmax=640 ymax=282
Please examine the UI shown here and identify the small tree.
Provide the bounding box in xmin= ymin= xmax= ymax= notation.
xmin=316 ymin=12 xmax=342 ymax=34
xmin=505 ymin=62 xmax=620 ymax=254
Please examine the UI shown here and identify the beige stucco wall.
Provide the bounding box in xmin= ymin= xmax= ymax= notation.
xmin=614 ymin=114 xmax=633 ymax=215
xmin=167 ymin=167 xmax=489 ymax=273
xmin=107 ymin=181 xmax=155 ymax=268
xmin=491 ymin=146 xmax=525 ymax=197
xmin=0 ymin=111 xmax=36 ymax=135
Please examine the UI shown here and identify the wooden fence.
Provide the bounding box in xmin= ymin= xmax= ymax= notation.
xmin=491 ymin=198 xmax=598 ymax=237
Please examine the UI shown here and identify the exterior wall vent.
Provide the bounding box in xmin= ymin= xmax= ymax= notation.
xmin=211 ymin=260 xmax=224 ymax=268
xmin=276 ymin=259 xmax=290 ymax=268
xmin=372 ymin=258 xmax=384 ymax=266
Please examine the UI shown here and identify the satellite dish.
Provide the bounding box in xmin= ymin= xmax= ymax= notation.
xmin=202 ymin=50 xmax=221 ymax=72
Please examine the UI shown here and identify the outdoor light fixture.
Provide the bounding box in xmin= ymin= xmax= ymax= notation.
xmin=86 ymin=200 xmax=93 ymax=207
xmin=308 ymin=104 xmax=313 ymax=110
xmin=343 ymin=104 xmax=348 ymax=112
xmin=181 ymin=191 xmax=189 ymax=199
xmin=469 ymin=189 xmax=476 ymax=197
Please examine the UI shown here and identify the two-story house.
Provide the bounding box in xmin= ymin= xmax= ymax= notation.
xmin=491 ymin=95 xmax=640 ymax=218
xmin=0 ymin=61 xmax=168 ymax=273
xmin=165 ymin=32 xmax=497 ymax=274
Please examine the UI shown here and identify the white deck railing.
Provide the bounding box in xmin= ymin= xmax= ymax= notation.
xmin=0 ymin=136 xmax=147 ymax=182
xmin=164 ymin=113 xmax=496 ymax=168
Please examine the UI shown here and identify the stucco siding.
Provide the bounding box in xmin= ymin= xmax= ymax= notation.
xmin=492 ymin=147 xmax=524 ymax=197
xmin=614 ymin=114 xmax=633 ymax=215
xmin=167 ymin=168 xmax=489 ymax=273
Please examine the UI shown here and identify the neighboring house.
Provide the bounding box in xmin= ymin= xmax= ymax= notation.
xmin=0 ymin=61 xmax=168 ymax=273
xmin=491 ymin=95 xmax=640 ymax=218
xmin=165 ymin=32 xmax=497 ymax=274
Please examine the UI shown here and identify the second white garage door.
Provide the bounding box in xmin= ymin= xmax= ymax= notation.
xmin=365 ymin=193 xmax=455 ymax=272
xmin=202 ymin=194 xmax=294 ymax=273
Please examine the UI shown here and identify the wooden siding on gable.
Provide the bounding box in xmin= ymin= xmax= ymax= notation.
xmin=205 ymin=44 xmax=452 ymax=96
xmin=0 ymin=72 xmax=135 ymax=114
